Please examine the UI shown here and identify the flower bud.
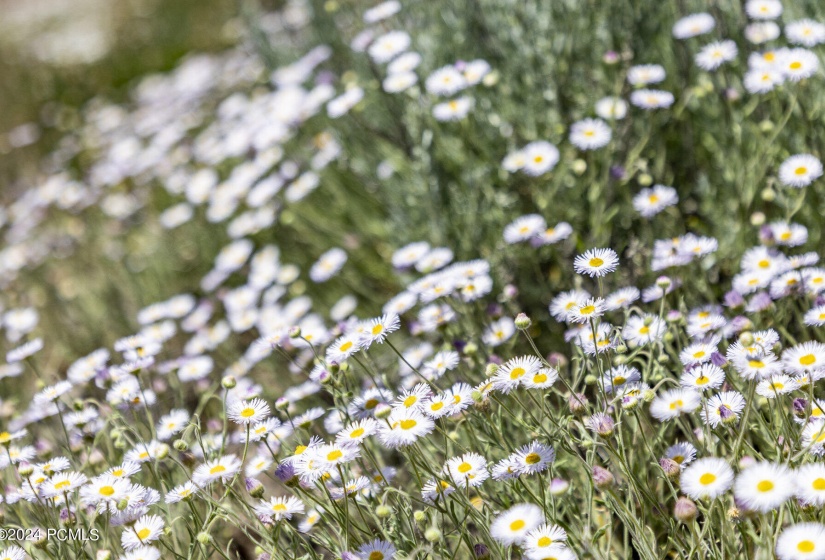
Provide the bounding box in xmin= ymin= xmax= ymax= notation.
xmin=568 ymin=393 xmax=588 ymax=415
xmin=592 ymin=466 xmax=614 ymax=489
xmin=18 ymin=463 xmax=34 ymax=477
xmin=222 ymin=376 xmax=237 ymax=389
xmin=485 ymin=363 xmax=499 ymax=376
xmin=572 ymin=159 xmax=587 ymax=175
xmin=514 ymin=313 xmax=532 ymax=330
xmin=463 ymin=342 xmax=478 ymax=355
xmin=246 ymin=477 xmax=265 ymax=498
xmin=375 ymin=505 xmax=392 ymax=518
xmin=659 ymin=458 xmax=681 ymax=480
xmin=96 ymin=552 xmax=113 ymax=560
xmin=288 ymin=326 xmax=301 ymax=339
xmin=156 ymin=444 xmax=169 ymax=460
xmin=197 ymin=532 xmax=212 ymax=544
xmin=374 ymin=403 xmax=392 ymax=420
xmin=547 ymin=353 xmax=568 ymax=368
xmin=424 ymin=527 xmax=442 ymax=542
xmin=275 ymin=397 xmax=289 ymax=411
xmin=674 ymin=497 xmax=698 ymax=523
xmin=638 ymin=173 xmax=653 ymax=187
xmin=474 ymin=544 xmax=490 ymax=559
xmin=413 ymin=510 xmax=426 ymax=523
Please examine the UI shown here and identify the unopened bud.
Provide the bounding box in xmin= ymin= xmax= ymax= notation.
xmin=413 ymin=510 xmax=426 ymax=523
xmin=18 ymin=464 xmax=34 ymax=477
xmin=246 ymin=477 xmax=265 ymax=498
xmin=375 ymin=505 xmax=392 ymax=518
xmin=674 ymin=497 xmax=698 ymax=523
xmin=514 ymin=313 xmax=532 ymax=330
xmin=222 ymin=376 xmax=237 ymax=389
xmin=659 ymin=458 xmax=681 ymax=480
xmin=424 ymin=527 xmax=442 ymax=542
xmin=485 ymin=363 xmax=499 ymax=376
xmin=197 ymin=532 xmax=211 ymax=544
xmin=592 ymin=466 xmax=614 ymax=489
xmin=374 ymin=403 xmax=392 ymax=419
xmin=569 ymin=393 xmax=588 ymax=415
xmin=96 ymin=552 xmax=113 ymax=560
xmin=474 ymin=544 xmax=490 ymax=559
xmin=275 ymin=397 xmax=289 ymax=411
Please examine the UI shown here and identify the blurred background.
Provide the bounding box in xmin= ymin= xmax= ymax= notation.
xmin=0 ymin=0 xmax=237 ymax=190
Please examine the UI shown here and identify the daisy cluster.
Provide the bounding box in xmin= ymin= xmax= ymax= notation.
xmin=1 ymin=0 xmax=825 ymax=560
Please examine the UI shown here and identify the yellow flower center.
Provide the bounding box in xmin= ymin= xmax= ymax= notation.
xmin=749 ymin=360 xmax=765 ymax=368
xmin=54 ymin=480 xmax=71 ymax=490
xmin=800 ymin=354 xmax=816 ymax=366
xmin=756 ymin=480 xmax=774 ymax=492
xmin=589 ymin=257 xmax=604 ymax=267
xmin=403 ymin=395 xmax=417 ymax=407
xmin=209 ymin=465 xmax=226 ymax=475
xmin=137 ymin=528 xmax=151 ymax=540
xmin=327 ymin=450 xmax=343 ymax=461
xmin=538 ymin=536 xmax=552 ymax=547
xmin=693 ymin=351 xmax=706 ymax=358
xmin=457 ymin=462 xmax=473 ymax=473
xmin=431 ymin=402 xmax=444 ymax=411
xmin=580 ymin=305 xmax=596 ymax=315
xmin=790 ymin=61 xmax=803 ymax=70
xmin=272 ymin=503 xmax=287 ymax=511
xmin=100 ymin=486 xmax=115 ymax=496
xmin=639 ymin=326 xmax=650 ymax=334
xmin=340 ymin=341 xmax=353 ymax=352
xmin=240 ymin=407 xmax=256 ymax=418
xmin=533 ymin=374 xmax=548 ymax=384
xmin=349 ymin=428 xmax=365 ymax=438
xmin=612 ymin=376 xmax=626 ymax=386
xmin=399 ymin=419 xmax=417 ymax=430
xmin=695 ymin=376 xmax=709 ymax=386
xmin=371 ymin=324 xmax=384 ymax=335
xmin=509 ymin=519 xmax=526 ymax=531
xmin=757 ymin=259 xmax=770 ymax=268
xmin=699 ymin=473 xmax=716 ymax=485
xmin=369 ymin=553 xmax=385 ymax=560
xmin=813 ymin=478 xmax=825 ymax=491
xmin=799 ymin=541 xmax=816 ymax=553
xmin=365 ymin=399 xmax=379 ymax=410
xmin=509 ymin=367 xmax=526 ymax=380
xmin=669 ymin=399 xmax=684 ymax=410
xmin=524 ymin=452 xmax=542 ymax=465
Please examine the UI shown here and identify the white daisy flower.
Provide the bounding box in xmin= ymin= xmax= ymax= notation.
xmin=779 ymin=154 xmax=823 ymax=188
xmin=695 ymin=40 xmax=737 ymax=71
xmin=490 ymin=503 xmax=544 ymax=545
xmin=680 ymin=457 xmax=734 ymax=499
xmin=632 ymin=185 xmax=678 ymax=217
xmin=574 ymin=248 xmax=619 ymax=277
xmin=444 ymin=452 xmax=489 ymax=488
xmin=569 ymin=118 xmax=612 ymax=150
xmin=701 ymin=391 xmax=746 ymax=428
xmin=121 ymin=514 xmax=164 ymax=550
xmin=786 ymin=20 xmax=825 ymax=47
xmin=745 ymin=0 xmax=782 ymax=20
xmin=776 ymin=522 xmax=825 ymax=560
xmin=673 ymin=13 xmax=715 ymax=39
xmin=650 ymin=389 xmax=701 ymax=422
